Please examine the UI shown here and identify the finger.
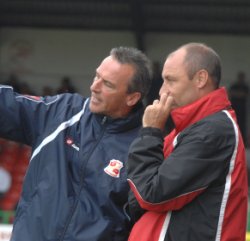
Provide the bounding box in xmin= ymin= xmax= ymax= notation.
xmin=166 ymin=95 xmax=174 ymax=105
xmin=159 ymin=93 xmax=168 ymax=105
xmin=163 ymin=95 xmax=174 ymax=113
xmin=153 ymin=99 xmax=160 ymax=105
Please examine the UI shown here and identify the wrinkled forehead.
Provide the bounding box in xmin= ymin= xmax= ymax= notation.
xmin=97 ymin=55 xmax=135 ymax=84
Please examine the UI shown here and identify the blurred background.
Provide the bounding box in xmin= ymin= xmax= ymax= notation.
xmin=0 ymin=0 xmax=250 ymax=240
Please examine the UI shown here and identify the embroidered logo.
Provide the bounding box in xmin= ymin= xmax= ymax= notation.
xmin=66 ymin=137 xmax=79 ymax=151
xmin=104 ymin=159 xmax=123 ymax=178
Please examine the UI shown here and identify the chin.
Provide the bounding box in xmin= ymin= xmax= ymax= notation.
xmin=89 ymin=105 xmax=102 ymax=114
xmin=89 ymin=103 xmax=97 ymax=113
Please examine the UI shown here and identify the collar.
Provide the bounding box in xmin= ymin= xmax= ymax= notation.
xmin=171 ymin=87 xmax=231 ymax=132
xmin=92 ymin=103 xmax=144 ymax=133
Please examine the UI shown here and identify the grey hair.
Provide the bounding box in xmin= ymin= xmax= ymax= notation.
xmin=110 ymin=46 xmax=153 ymax=101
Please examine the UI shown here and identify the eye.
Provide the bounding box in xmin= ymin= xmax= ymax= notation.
xmin=165 ymin=76 xmax=175 ymax=83
xmin=104 ymin=80 xmax=114 ymax=88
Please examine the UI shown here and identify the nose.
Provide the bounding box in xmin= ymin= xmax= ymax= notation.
xmin=159 ymin=82 xmax=168 ymax=97
xmin=90 ymin=77 xmax=102 ymax=92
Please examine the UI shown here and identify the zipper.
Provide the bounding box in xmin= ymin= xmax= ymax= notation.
xmin=101 ymin=116 xmax=107 ymax=125
xmin=59 ymin=117 xmax=108 ymax=241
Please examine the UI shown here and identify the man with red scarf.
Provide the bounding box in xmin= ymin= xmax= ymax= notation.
xmin=127 ymin=43 xmax=248 ymax=241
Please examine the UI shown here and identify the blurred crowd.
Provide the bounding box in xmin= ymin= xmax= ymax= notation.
xmin=0 ymin=74 xmax=77 ymax=96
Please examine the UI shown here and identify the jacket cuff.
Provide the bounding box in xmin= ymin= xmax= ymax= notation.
xmin=139 ymin=127 xmax=164 ymax=139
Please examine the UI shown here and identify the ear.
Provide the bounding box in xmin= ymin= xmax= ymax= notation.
xmin=126 ymin=92 xmax=141 ymax=107
xmin=196 ymin=69 xmax=209 ymax=89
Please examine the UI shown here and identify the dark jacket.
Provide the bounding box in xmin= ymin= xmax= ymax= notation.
xmin=127 ymin=87 xmax=248 ymax=241
xmin=0 ymin=85 xmax=143 ymax=241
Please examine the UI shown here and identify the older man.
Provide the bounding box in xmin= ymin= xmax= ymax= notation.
xmin=0 ymin=46 xmax=152 ymax=241
xmin=127 ymin=43 xmax=248 ymax=241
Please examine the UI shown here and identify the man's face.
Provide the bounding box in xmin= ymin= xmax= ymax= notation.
xmin=160 ymin=48 xmax=200 ymax=109
xmin=89 ymin=56 xmax=136 ymax=118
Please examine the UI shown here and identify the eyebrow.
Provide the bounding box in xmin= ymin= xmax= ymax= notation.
xmin=162 ymin=74 xmax=171 ymax=80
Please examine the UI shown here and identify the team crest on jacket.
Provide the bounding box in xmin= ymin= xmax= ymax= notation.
xmin=104 ymin=159 xmax=123 ymax=178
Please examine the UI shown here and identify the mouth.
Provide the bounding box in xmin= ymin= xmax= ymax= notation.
xmin=90 ymin=95 xmax=101 ymax=104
